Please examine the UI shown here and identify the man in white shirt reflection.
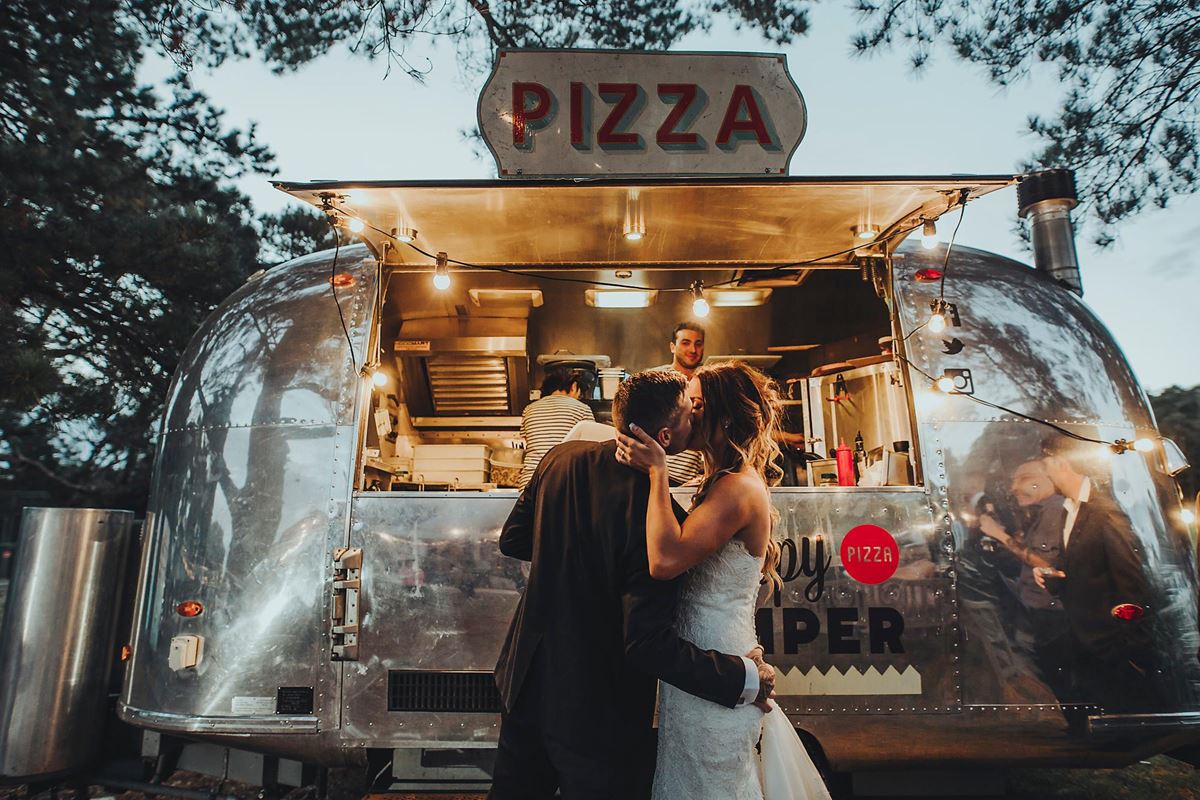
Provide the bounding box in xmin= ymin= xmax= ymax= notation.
xmin=1036 ymin=435 xmax=1164 ymax=712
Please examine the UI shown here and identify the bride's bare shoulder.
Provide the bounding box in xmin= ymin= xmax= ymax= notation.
xmin=709 ymin=470 xmax=769 ymax=505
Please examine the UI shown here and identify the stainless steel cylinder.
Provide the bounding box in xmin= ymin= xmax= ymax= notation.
xmin=0 ymin=507 xmax=134 ymax=782
xmin=1018 ymin=169 xmax=1083 ymax=296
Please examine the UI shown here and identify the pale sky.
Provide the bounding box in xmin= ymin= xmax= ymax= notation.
xmin=153 ymin=7 xmax=1200 ymax=392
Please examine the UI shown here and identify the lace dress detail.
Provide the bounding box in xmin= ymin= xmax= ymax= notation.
xmin=652 ymin=539 xmax=765 ymax=800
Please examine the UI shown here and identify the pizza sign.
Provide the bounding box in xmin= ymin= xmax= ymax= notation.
xmin=478 ymin=50 xmax=808 ymax=178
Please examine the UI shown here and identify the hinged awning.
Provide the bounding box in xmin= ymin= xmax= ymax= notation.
xmin=274 ymin=175 xmax=1017 ymax=270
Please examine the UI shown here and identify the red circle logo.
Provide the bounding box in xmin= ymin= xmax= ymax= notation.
xmin=840 ymin=524 xmax=899 ymax=584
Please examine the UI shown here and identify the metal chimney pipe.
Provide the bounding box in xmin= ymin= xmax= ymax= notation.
xmin=1018 ymin=169 xmax=1082 ymax=295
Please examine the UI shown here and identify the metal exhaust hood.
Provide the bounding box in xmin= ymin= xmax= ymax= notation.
xmin=394 ymin=317 xmax=528 ymax=419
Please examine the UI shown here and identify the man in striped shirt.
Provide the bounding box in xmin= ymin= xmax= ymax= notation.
xmin=650 ymin=321 xmax=706 ymax=485
xmin=518 ymin=367 xmax=596 ymax=488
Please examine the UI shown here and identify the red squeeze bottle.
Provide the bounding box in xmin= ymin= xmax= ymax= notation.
xmin=835 ymin=439 xmax=856 ymax=486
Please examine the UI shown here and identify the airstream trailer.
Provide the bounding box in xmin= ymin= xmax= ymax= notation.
xmin=101 ymin=169 xmax=1200 ymax=786
xmin=4 ymin=50 xmax=1197 ymax=792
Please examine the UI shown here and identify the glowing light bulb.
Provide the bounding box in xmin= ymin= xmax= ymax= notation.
xmin=936 ymin=376 xmax=956 ymax=393
xmin=1133 ymin=437 xmax=1155 ymax=453
xmin=347 ymin=217 xmax=366 ymax=233
xmin=433 ymin=251 xmax=450 ymax=291
xmin=921 ymin=220 xmax=938 ymax=249
xmin=396 ymin=227 xmax=417 ymax=243
xmin=1182 ymin=509 xmax=1196 ymax=525
xmin=624 ymin=230 xmax=644 ymax=241
xmin=372 ymin=371 xmax=388 ymax=387
xmin=928 ymin=312 xmax=947 ymax=333
xmin=690 ymin=281 xmax=710 ymax=318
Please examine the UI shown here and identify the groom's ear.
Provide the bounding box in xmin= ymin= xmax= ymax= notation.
xmin=656 ymin=427 xmax=672 ymax=449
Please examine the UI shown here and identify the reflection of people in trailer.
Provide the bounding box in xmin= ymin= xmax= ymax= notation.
xmin=956 ymin=489 xmax=1053 ymax=704
xmin=978 ymin=459 xmax=1072 ymax=701
xmin=1036 ymin=435 xmax=1165 ymax=712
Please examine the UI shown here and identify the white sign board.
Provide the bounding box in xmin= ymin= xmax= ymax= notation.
xmin=477 ymin=50 xmax=807 ymax=178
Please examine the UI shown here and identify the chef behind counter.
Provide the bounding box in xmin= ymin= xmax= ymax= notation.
xmin=518 ymin=366 xmax=595 ymax=488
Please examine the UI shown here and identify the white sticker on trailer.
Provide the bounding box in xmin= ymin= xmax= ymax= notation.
xmin=231 ymin=695 xmax=275 ymax=715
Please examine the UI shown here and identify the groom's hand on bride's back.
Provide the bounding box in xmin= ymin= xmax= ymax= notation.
xmin=746 ymin=647 xmax=776 ymax=712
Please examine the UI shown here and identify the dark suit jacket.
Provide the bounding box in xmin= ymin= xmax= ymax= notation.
xmin=494 ymin=439 xmax=746 ymax=757
xmin=1059 ymin=487 xmax=1153 ymax=662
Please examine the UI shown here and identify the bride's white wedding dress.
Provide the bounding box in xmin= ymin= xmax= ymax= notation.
xmin=652 ymin=538 xmax=832 ymax=800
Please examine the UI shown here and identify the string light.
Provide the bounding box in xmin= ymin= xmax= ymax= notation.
xmin=899 ymin=353 xmax=1156 ymax=455
xmin=921 ymin=220 xmax=938 ymax=249
xmin=1182 ymin=509 xmax=1196 ymax=525
xmin=1111 ymin=437 xmax=1157 ymax=454
xmin=329 ymin=198 xmax=1165 ymax=466
xmin=326 ymin=199 xmax=943 ymax=293
xmin=433 ymin=251 xmax=451 ymax=291
xmin=928 ymin=299 xmax=948 ymax=333
xmin=372 ymin=371 xmax=388 ymax=387
xmin=396 ymin=227 xmax=417 ymax=243
xmin=691 ymin=281 xmax=710 ymax=318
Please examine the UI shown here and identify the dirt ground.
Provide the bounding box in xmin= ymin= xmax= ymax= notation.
xmin=5 ymin=757 xmax=1200 ymax=800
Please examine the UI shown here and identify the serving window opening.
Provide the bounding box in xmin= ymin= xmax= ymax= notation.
xmin=354 ymin=261 xmax=919 ymax=494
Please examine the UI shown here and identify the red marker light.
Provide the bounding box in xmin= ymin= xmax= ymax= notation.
xmin=330 ymin=273 xmax=355 ymax=288
xmin=1111 ymin=603 xmax=1145 ymax=621
xmin=914 ymin=268 xmax=944 ymax=282
xmin=176 ymin=600 xmax=204 ymax=618
xmin=120 ymin=645 xmax=132 ymax=661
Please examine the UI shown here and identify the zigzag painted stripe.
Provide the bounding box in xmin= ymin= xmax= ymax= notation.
xmin=774 ymin=665 xmax=923 ymax=696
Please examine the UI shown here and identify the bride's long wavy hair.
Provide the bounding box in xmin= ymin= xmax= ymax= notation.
xmin=689 ymin=361 xmax=785 ymax=591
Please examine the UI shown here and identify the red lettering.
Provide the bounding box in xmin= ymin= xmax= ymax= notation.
xmin=656 ymin=83 xmax=702 ymax=148
xmin=512 ymin=82 xmax=552 ymax=148
xmin=716 ymin=85 xmax=774 ymax=149
xmin=597 ymin=83 xmax=643 ymax=148
xmin=570 ymin=82 xmax=586 ymax=148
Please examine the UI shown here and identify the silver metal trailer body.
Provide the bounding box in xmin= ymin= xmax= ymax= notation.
xmin=118 ymin=178 xmax=1200 ymax=772
xmin=119 ymin=249 xmax=377 ymax=764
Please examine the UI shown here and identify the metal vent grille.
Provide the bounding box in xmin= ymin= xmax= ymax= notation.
xmin=388 ymin=671 xmax=502 ymax=713
xmin=427 ymin=355 xmax=510 ymax=415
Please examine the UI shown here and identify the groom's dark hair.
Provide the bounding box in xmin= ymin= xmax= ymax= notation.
xmin=612 ymin=370 xmax=688 ymax=436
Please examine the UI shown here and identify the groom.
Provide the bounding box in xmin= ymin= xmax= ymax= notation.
xmin=489 ymin=370 xmax=774 ymax=800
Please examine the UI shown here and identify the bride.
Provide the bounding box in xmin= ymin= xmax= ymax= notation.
xmin=616 ymin=361 xmax=832 ymax=800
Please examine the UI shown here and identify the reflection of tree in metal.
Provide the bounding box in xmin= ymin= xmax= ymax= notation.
xmin=136 ymin=248 xmax=375 ymax=712
xmin=172 ymin=255 xmax=368 ymax=583
xmin=899 ymin=244 xmax=1152 ymax=428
